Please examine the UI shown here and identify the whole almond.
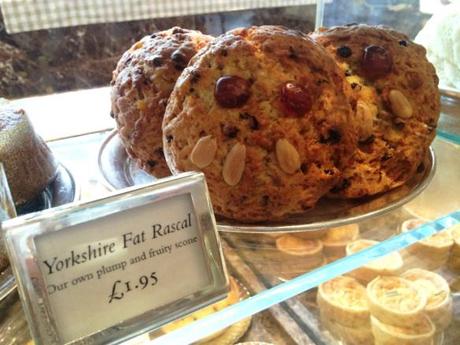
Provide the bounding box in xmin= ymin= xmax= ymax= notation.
xmin=190 ymin=135 xmax=217 ymax=168
xmin=223 ymin=143 xmax=246 ymax=186
xmin=276 ymin=139 xmax=301 ymax=174
xmin=356 ymin=100 xmax=376 ymax=139
xmin=389 ymin=89 xmax=413 ymax=118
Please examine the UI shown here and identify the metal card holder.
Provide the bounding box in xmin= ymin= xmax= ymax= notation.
xmin=2 ymin=172 xmax=228 ymax=345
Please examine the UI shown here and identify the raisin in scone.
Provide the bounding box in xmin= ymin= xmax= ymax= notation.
xmin=310 ymin=24 xmax=440 ymax=198
xmin=163 ymin=26 xmax=356 ymax=222
xmin=111 ymin=27 xmax=213 ymax=177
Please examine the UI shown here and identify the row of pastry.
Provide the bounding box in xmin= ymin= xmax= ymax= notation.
xmin=319 ymin=270 xmax=451 ymax=345
xmin=270 ymin=224 xmax=359 ymax=278
xmin=269 ymin=219 xmax=460 ymax=277
xmin=317 ymin=222 xmax=460 ymax=345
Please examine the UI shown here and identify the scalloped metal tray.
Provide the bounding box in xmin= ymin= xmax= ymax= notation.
xmin=98 ymin=130 xmax=436 ymax=234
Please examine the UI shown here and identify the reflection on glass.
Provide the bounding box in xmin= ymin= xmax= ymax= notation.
xmin=0 ymin=162 xmax=16 ymax=221
xmin=0 ymin=162 xmax=16 ymax=271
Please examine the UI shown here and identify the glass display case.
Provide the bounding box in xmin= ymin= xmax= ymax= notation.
xmin=0 ymin=1 xmax=459 ymax=344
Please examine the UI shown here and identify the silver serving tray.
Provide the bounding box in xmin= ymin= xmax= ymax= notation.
xmin=98 ymin=130 xmax=436 ymax=233
xmin=440 ymin=85 xmax=460 ymax=100
xmin=0 ymin=163 xmax=78 ymax=302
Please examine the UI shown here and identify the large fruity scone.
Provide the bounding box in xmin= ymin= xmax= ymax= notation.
xmin=111 ymin=27 xmax=213 ymax=177
xmin=162 ymin=26 xmax=356 ymax=222
xmin=310 ymin=24 xmax=440 ymax=198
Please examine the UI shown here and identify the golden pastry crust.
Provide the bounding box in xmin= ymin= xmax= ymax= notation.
xmin=320 ymin=312 xmax=374 ymax=345
xmin=402 ymin=268 xmax=453 ymax=330
xmin=163 ymin=25 xmax=356 ymax=222
xmin=317 ymin=276 xmax=369 ymax=327
xmin=276 ymin=234 xmax=323 ymax=256
xmin=400 ymin=219 xmax=453 ymax=270
xmin=310 ymin=24 xmax=440 ymax=198
xmin=370 ymin=314 xmax=435 ymax=345
xmin=275 ymin=235 xmax=325 ymax=277
xmin=111 ymin=27 xmax=213 ymax=177
xmin=346 ymin=239 xmax=403 ymax=284
xmin=367 ymin=276 xmax=427 ymax=326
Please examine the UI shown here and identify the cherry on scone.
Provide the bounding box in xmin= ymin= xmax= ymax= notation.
xmin=214 ymin=76 xmax=251 ymax=108
xmin=361 ymin=45 xmax=392 ymax=80
xmin=280 ymin=82 xmax=313 ymax=116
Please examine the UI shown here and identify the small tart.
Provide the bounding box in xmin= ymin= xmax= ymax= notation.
xmin=321 ymin=224 xmax=360 ymax=257
xmin=317 ymin=276 xmax=369 ymax=327
xmin=401 ymin=268 xmax=452 ymax=330
xmin=400 ymin=219 xmax=452 ymax=270
xmin=367 ymin=276 xmax=427 ymax=326
xmin=320 ymin=312 xmax=374 ymax=345
xmin=276 ymin=235 xmax=323 ymax=257
xmin=419 ymin=230 xmax=454 ymax=248
xmin=346 ymin=239 xmax=404 ymax=284
xmin=276 ymin=235 xmax=325 ymax=279
xmin=401 ymin=219 xmax=453 ymax=257
xmin=370 ymin=314 xmax=435 ymax=345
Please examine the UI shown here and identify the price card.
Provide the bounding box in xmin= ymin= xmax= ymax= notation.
xmin=2 ymin=172 xmax=228 ymax=345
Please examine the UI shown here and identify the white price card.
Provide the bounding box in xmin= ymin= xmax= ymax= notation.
xmin=2 ymin=172 xmax=228 ymax=345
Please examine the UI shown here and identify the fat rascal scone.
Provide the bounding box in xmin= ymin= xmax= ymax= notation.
xmin=163 ymin=26 xmax=356 ymax=222
xmin=111 ymin=27 xmax=213 ymax=177
xmin=311 ymin=24 xmax=440 ymax=198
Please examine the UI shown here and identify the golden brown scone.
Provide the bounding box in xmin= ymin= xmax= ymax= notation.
xmin=111 ymin=27 xmax=213 ymax=177
xmin=310 ymin=24 xmax=440 ymax=198
xmin=163 ymin=25 xmax=356 ymax=222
